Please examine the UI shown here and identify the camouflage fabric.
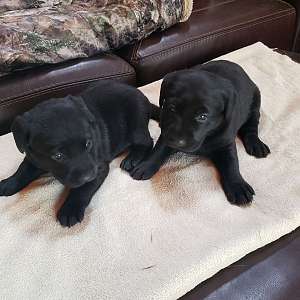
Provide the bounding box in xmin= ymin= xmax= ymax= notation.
xmin=0 ymin=0 xmax=192 ymax=76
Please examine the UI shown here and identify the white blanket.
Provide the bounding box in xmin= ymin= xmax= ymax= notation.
xmin=0 ymin=43 xmax=299 ymax=300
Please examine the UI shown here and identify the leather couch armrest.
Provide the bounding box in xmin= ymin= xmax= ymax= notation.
xmin=283 ymin=0 xmax=300 ymax=51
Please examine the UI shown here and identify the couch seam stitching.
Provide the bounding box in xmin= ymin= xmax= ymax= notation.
xmin=192 ymin=0 xmax=236 ymax=12
xmin=0 ymin=73 xmax=136 ymax=105
xmin=132 ymin=12 xmax=295 ymax=63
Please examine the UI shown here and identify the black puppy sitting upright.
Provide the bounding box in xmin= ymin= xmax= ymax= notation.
xmin=0 ymin=80 xmax=159 ymax=227
xmin=128 ymin=60 xmax=270 ymax=205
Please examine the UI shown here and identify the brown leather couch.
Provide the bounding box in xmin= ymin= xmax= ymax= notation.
xmin=0 ymin=0 xmax=299 ymax=299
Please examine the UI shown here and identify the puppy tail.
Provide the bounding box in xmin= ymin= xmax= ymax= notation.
xmin=150 ymin=103 xmax=160 ymax=122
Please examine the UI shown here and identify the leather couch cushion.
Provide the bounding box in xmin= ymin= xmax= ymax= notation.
xmin=118 ymin=0 xmax=296 ymax=85
xmin=181 ymin=228 xmax=300 ymax=300
xmin=0 ymin=54 xmax=136 ymax=135
xmin=285 ymin=0 xmax=300 ymax=51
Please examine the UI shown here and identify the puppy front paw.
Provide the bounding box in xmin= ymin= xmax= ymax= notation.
xmin=57 ymin=202 xmax=85 ymax=228
xmin=121 ymin=146 xmax=153 ymax=173
xmin=129 ymin=161 xmax=160 ymax=180
xmin=222 ymin=178 xmax=255 ymax=206
xmin=0 ymin=178 xmax=19 ymax=196
xmin=243 ymin=135 xmax=270 ymax=158
xmin=120 ymin=153 xmax=142 ymax=173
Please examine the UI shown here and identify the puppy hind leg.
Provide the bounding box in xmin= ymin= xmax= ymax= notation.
xmin=239 ymin=110 xmax=270 ymax=158
xmin=120 ymin=130 xmax=153 ymax=173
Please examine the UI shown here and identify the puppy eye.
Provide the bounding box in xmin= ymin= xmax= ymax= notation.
xmin=195 ymin=114 xmax=208 ymax=122
xmin=52 ymin=152 xmax=64 ymax=161
xmin=86 ymin=139 xmax=93 ymax=151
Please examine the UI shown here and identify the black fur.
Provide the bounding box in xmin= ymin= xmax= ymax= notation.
xmin=128 ymin=60 xmax=270 ymax=206
xmin=0 ymin=80 xmax=159 ymax=227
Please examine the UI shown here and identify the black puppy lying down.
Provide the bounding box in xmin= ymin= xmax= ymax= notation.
xmin=129 ymin=60 xmax=270 ymax=205
xmin=0 ymin=81 xmax=159 ymax=227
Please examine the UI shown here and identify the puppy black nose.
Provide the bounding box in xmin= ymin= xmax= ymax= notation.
xmin=82 ymin=173 xmax=95 ymax=182
xmin=166 ymin=136 xmax=187 ymax=148
xmin=177 ymin=139 xmax=186 ymax=147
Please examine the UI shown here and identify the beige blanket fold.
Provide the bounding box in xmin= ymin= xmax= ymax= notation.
xmin=0 ymin=42 xmax=300 ymax=300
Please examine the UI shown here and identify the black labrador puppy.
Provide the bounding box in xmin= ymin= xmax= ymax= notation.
xmin=128 ymin=60 xmax=270 ymax=205
xmin=0 ymin=80 xmax=159 ymax=227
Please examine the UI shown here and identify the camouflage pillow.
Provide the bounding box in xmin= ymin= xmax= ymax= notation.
xmin=0 ymin=0 xmax=193 ymax=77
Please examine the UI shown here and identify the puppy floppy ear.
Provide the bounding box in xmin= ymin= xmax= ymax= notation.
xmin=222 ymin=88 xmax=238 ymax=123
xmin=159 ymin=86 xmax=166 ymax=108
xmin=159 ymin=76 xmax=171 ymax=108
xmin=71 ymin=96 xmax=96 ymax=125
xmin=11 ymin=115 xmax=30 ymax=153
